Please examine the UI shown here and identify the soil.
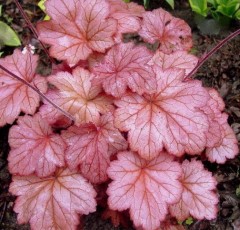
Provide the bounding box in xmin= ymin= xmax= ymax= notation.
xmin=0 ymin=0 xmax=239 ymax=230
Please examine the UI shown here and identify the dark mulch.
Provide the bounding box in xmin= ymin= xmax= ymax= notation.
xmin=0 ymin=0 xmax=239 ymax=229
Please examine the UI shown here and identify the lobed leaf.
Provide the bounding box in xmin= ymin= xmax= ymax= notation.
xmin=107 ymin=151 xmax=182 ymax=230
xmin=202 ymin=89 xmax=239 ymax=163
xmin=8 ymin=114 xmax=66 ymax=177
xmin=0 ymin=49 xmax=47 ymax=127
xmin=139 ymin=8 xmax=192 ymax=53
xmin=40 ymin=67 xmax=113 ymax=126
xmin=62 ymin=113 xmax=128 ymax=184
xmin=92 ymin=42 xmax=156 ymax=98
xmin=115 ymin=69 xmax=209 ymax=160
xmin=9 ymin=168 xmax=97 ymax=230
xmin=149 ymin=50 xmax=198 ymax=76
xmin=37 ymin=0 xmax=117 ymax=66
xmin=206 ymin=123 xmax=239 ymax=164
xmin=169 ymin=159 xmax=218 ymax=221
xmin=108 ymin=0 xmax=145 ymax=42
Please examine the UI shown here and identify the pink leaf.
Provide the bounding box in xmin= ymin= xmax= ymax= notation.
xmin=62 ymin=113 xmax=127 ymax=184
xmin=8 ymin=114 xmax=66 ymax=177
xmin=206 ymin=123 xmax=239 ymax=164
xmin=9 ymin=168 xmax=97 ymax=230
xmin=39 ymin=90 xmax=73 ymax=128
xmin=115 ymin=69 xmax=209 ymax=160
xmin=108 ymin=0 xmax=145 ymax=42
xmin=169 ymin=159 xmax=218 ymax=221
xmin=202 ymin=89 xmax=225 ymax=122
xmin=40 ymin=67 xmax=113 ymax=126
xmin=201 ymin=89 xmax=226 ymax=148
xmin=107 ymin=151 xmax=182 ymax=230
xmin=37 ymin=0 xmax=117 ymax=66
xmin=201 ymin=89 xmax=239 ymax=163
xmin=92 ymin=43 xmax=156 ymax=97
xmin=0 ymin=49 xmax=47 ymax=127
xmin=149 ymin=50 xmax=198 ymax=76
xmin=139 ymin=8 xmax=192 ymax=53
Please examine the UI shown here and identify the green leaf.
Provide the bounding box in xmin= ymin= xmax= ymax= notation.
xmin=235 ymin=9 xmax=240 ymax=19
xmin=38 ymin=0 xmax=50 ymax=20
xmin=0 ymin=51 xmax=3 ymax=57
xmin=207 ymin=0 xmax=218 ymax=8
xmin=216 ymin=3 xmax=240 ymax=17
xmin=165 ymin=0 xmax=174 ymax=9
xmin=216 ymin=0 xmax=238 ymax=5
xmin=0 ymin=21 xmax=21 ymax=47
xmin=185 ymin=217 xmax=194 ymax=225
xmin=0 ymin=5 xmax=2 ymax=17
xmin=189 ymin=0 xmax=208 ymax=16
xmin=143 ymin=0 xmax=150 ymax=8
xmin=38 ymin=0 xmax=46 ymax=11
xmin=123 ymin=0 xmax=131 ymax=2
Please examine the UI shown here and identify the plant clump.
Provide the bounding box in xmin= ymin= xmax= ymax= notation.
xmin=0 ymin=0 xmax=238 ymax=229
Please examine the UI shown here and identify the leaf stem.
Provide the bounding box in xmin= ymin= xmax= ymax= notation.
xmin=0 ymin=63 xmax=75 ymax=122
xmin=187 ymin=28 xmax=240 ymax=79
xmin=14 ymin=0 xmax=55 ymax=64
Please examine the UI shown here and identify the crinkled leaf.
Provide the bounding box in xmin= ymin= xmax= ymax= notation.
xmin=92 ymin=43 xmax=156 ymax=97
xmin=62 ymin=113 xmax=127 ymax=184
xmin=39 ymin=90 xmax=73 ymax=128
xmin=206 ymin=123 xmax=239 ymax=164
xmin=139 ymin=8 xmax=192 ymax=53
xmin=201 ymin=89 xmax=239 ymax=163
xmin=8 ymin=114 xmax=66 ymax=177
xmin=37 ymin=0 xmax=117 ymax=66
xmin=201 ymin=89 xmax=226 ymax=148
xmin=108 ymin=0 xmax=145 ymax=42
xmin=169 ymin=159 xmax=218 ymax=221
xmin=107 ymin=151 xmax=182 ymax=230
xmin=0 ymin=49 xmax=47 ymax=127
xmin=9 ymin=168 xmax=97 ymax=230
xmin=149 ymin=50 xmax=198 ymax=76
xmin=115 ymin=69 xmax=209 ymax=160
xmin=41 ymin=67 xmax=113 ymax=126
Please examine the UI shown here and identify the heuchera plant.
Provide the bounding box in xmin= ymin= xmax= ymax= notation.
xmin=0 ymin=0 xmax=239 ymax=229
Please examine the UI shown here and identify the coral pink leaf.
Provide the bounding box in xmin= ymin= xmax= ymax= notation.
xmin=201 ymin=88 xmax=239 ymax=163
xmin=9 ymin=168 xmax=97 ymax=230
xmin=108 ymin=0 xmax=145 ymax=42
xmin=107 ymin=151 xmax=182 ymax=230
xmin=37 ymin=0 xmax=117 ymax=66
xmin=39 ymin=90 xmax=73 ymax=128
xmin=115 ymin=69 xmax=209 ymax=159
xmin=93 ymin=43 xmax=156 ymax=97
xmin=206 ymin=123 xmax=239 ymax=164
xmin=201 ymin=89 xmax=227 ymax=147
xmin=139 ymin=8 xmax=192 ymax=53
xmin=149 ymin=50 xmax=198 ymax=76
xmin=201 ymin=89 xmax=225 ymax=123
xmin=41 ymin=67 xmax=113 ymax=126
xmin=169 ymin=159 xmax=218 ymax=221
xmin=62 ymin=113 xmax=127 ymax=184
xmin=8 ymin=114 xmax=66 ymax=177
xmin=0 ymin=49 xmax=47 ymax=127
